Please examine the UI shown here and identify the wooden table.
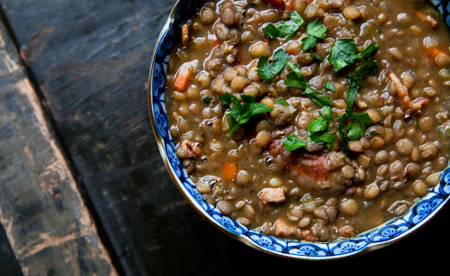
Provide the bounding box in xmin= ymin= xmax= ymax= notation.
xmin=1 ymin=0 xmax=450 ymax=275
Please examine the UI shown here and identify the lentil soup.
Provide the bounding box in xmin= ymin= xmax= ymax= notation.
xmin=165 ymin=0 xmax=450 ymax=242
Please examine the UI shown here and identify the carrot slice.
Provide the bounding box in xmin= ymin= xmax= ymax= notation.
xmin=173 ymin=63 xmax=192 ymax=92
xmin=221 ymin=161 xmax=237 ymax=181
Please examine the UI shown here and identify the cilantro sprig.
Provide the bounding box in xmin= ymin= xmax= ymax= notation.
xmin=284 ymin=62 xmax=332 ymax=107
xmin=328 ymin=39 xmax=379 ymax=72
xmin=263 ymin=12 xmax=304 ymax=40
xmin=220 ymin=92 xmax=273 ymax=136
xmin=256 ymin=49 xmax=290 ymax=80
xmin=301 ymin=18 xmax=327 ymax=51
xmin=284 ymin=134 xmax=307 ymax=151
xmin=307 ymin=106 xmax=336 ymax=148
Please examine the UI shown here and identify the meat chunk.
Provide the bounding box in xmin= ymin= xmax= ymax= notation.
xmin=274 ymin=219 xmax=295 ymax=236
xmin=176 ymin=140 xmax=201 ymax=159
xmin=181 ymin=24 xmax=189 ymax=48
xmin=259 ymin=187 xmax=287 ymax=204
xmin=268 ymin=139 xmax=353 ymax=195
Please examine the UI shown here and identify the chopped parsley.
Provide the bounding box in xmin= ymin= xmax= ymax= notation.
xmin=347 ymin=58 xmax=379 ymax=109
xmin=328 ymin=39 xmax=358 ymax=72
xmin=256 ymin=49 xmax=290 ymax=80
xmin=307 ymin=106 xmax=335 ymax=148
xmin=219 ymin=92 xmax=273 ymax=135
xmin=303 ymin=87 xmax=333 ymax=107
xmin=338 ymin=110 xmax=374 ymax=155
xmin=284 ymin=63 xmax=332 ymax=107
xmin=263 ymin=12 xmax=305 ymax=40
xmin=324 ymin=80 xmax=337 ymax=92
xmin=301 ymin=36 xmax=317 ymax=51
xmin=301 ymin=18 xmax=327 ymax=53
xmin=202 ymin=96 xmax=213 ymax=104
xmin=276 ymin=98 xmax=289 ymax=106
xmin=284 ymin=62 xmax=309 ymax=89
xmin=328 ymin=39 xmax=379 ymax=72
xmin=284 ymin=134 xmax=307 ymax=151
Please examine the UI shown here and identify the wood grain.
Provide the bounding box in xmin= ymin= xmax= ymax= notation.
xmin=0 ymin=20 xmax=117 ymax=276
xmin=0 ymin=0 xmax=449 ymax=275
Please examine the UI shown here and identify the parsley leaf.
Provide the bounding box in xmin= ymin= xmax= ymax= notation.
xmin=303 ymin=87 xmax=333 ymax=107
xmin=277 ymin=98 xmax=289 ymax=106
xmin=202 ymin=96 xmax=213 ymax=104
xmin=324 ymin=80 xmax=337 ymax=92
xmin=284 ymin=134 xmax=307 ymax=151
xmin=263 ymin=24 xmax=280 ymax=39
xmin=347 ymin=59 xmax=378 ymax=109
xmin=219 ymin=92 xmax=233 ymax=106
xmin=307 ymin=106 xmax=335 ymax=148
xmin=300 ymin=18 xmax=327 ymax=52
xmin=356 ymin=42 xmax=380 ymax=60
xmin=338 ymin=110 xmax=374 ymax=155
xmin=306 ymin=18 xmax=327 ymax=39
xmin=220 ymin=92 xmax=273 ymax=135
xmin=301 ymin=36 xmax=317 ymax=51
xmin=329 ymin=40 xmax=380 ymax=72
xmin=263 ymin=12 xmax=304 ymax=40
xmin=346 ymin=76 xmax=363 ymax=110
xmin=328 ymin=39 xmax=358 ymax=72
xmin=284 ymin=62 xmax=309 ymax=89
xmin=284 ymin=63 xmax=332 ymax=107
xmin=256 ymin=49 xmax=290 ymax=80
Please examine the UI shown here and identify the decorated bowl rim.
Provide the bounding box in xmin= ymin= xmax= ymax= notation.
xmin=147 ymin=0 xmax=450 ymax=260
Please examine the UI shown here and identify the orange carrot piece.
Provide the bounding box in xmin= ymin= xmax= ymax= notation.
xmin=173 ymin=64 xmax=191 ymax=92
xmin=221 ymin=161 xmax=237 ymax=181
xmin=286 ymin=0 xmax=294 ymax=12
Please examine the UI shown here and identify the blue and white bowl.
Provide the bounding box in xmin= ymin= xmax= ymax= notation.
xmin=148 ymin=0 xmax=450 ymax=260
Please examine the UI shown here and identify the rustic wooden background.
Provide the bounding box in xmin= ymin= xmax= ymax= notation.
xmin=0 ymin=0 xmax=450 ymax=275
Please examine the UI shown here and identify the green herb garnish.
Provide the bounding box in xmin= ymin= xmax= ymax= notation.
xmin=284 ymin=63 xmax=332 ymax=107
xmin=263 ymin=12 xmax=304 ymax=40
xmin=202 ymin=96 xmax=213 ymax=104
xmin=220 ymin=92 xmax=273 ymax=135
xmin=276 ymin=98 xmax=289 ymax=106
xmin=284 ymin=62 xmax=309 ymax=89
xmin=256 ymin=49 xmax=290 ymax=80
xmin=307 ymin=105 xmax=335 ymax=148
xmin=301 ymin=18 xmax=327 ymax=52
xmin=284 ymin=134 xmax=307 ymax=151
xmin=301 ymin=36 xmax=317 ymax=51
xmin=324 ymin=80 xmax=336 ymax=92
xmin=303 ymin=87 xmax=333 ymax=107
xmin=328 ymin=39 xmax=358 ymax=72
xmin=328 ymin=39 xmax=379 ymax=72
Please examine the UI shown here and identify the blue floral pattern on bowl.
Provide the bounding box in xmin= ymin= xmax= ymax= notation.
xmin=149 ymin=0 xmax=450 ymax=259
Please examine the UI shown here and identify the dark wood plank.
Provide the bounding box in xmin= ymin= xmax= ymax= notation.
xmin=1 ymin=0 xmax=449 ymax=274
xmin=0 ymin=223 xmax=23 ymax=276
xmin=0 ymin=19 xmax=117 ymax=275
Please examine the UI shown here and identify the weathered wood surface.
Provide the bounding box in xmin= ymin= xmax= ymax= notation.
xmin=0 ymin=19 xmax=117 ymax=275
xmin=0 ymin=0 xmax=449 ymax=274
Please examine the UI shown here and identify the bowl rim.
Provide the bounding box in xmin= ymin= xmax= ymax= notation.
xmin=147 ymin=0 xmax=450 ymax=260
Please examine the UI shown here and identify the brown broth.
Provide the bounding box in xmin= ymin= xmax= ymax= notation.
xmin=166 ymin=0 xmax=450 ymax=242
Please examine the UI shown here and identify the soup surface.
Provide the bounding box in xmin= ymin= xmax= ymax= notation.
xmin=165 ymin=0 xmax=450 ymax=242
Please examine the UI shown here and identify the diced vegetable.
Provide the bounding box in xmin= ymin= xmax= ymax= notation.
xmin=221 ymin=161 xmax=237 ymax=181
xmin=173 ymin=63 xmax=192 ymax=92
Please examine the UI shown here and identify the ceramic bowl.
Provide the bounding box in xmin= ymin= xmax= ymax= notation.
xmin=148 ymin=0 xmax=450 ymax=260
